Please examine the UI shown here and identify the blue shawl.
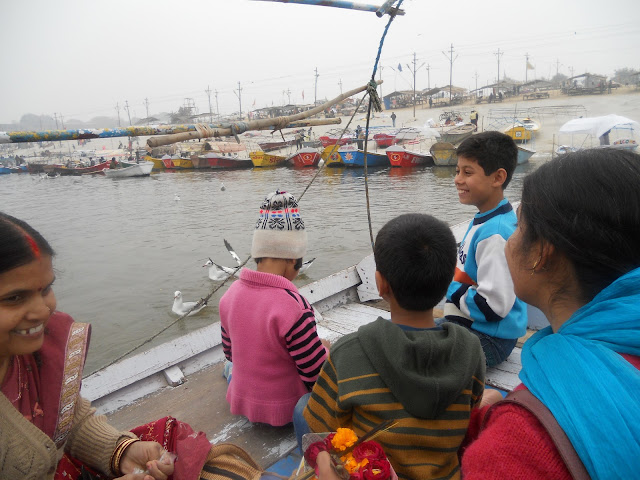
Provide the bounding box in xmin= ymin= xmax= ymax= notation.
xmin=520 ymin=266 xmax=640 ymax=478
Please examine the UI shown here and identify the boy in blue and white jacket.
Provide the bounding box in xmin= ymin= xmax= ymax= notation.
xmin=444 ymin=131 xmax=527 ymax=366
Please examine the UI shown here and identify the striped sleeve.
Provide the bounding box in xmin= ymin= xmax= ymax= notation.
xmin=284 ymin=291 xmax=327 ymax=390
xmin=303 ymin=356 xmax=350 ymax=433
xmin=220 ymin=324 xmax=232 ymax=362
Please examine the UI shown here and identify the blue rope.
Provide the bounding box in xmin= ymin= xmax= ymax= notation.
xmin=370 ymin=0 xmax=404 ymax=81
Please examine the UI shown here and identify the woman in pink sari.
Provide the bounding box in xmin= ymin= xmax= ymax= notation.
xmin=0 ymin=212 xmax=182 ymax=480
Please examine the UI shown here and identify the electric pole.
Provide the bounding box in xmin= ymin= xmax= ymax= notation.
xmin=474 ymin=71 xmax=479 ymax=99
xmin=124 ymin=100 xmax=132 ymax=126
xmin=314 ymin=67 xmax=319 ymax=106
xmin=442 ymin=44 xmax=457 ymax=104
xmin=406 ymin=52 xmax=424 ymax=118
xmin=556 ymin=58 xmax=561 ymax=77
xmin=59 ymin=114 xmax=65 ymax=130
xmin=215 ymin=90 xmax=220 ymax=120
xmin=143 ymin=98 xmax=150 ymax=120
xmin=205 ymin=86 xmax=213 ymax=123
xmin=338 ymin=79 xmax=343 ymax=95
xmin=234 ymin=81 xmax=242 ymax=120
xmin=53 ymin=113 xmax=60 ymax=130
xmin=426 ymin=64 xmax=431 ymax=90
xmin=525 ymin=53 xmax=530 ymax=83
xmin=495 ymin=48 xmax=504 ymax=85
xmin=115 ymin=103 xmax=121 ymax=127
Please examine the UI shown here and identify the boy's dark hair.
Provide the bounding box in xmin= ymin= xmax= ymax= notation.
xmin=374 ymin=214 xmax=456 ymax=311
xmin=520 ymin=148 xmax=640 ymax=303
xmin=456 ymin=131 xmax=518 ymax=189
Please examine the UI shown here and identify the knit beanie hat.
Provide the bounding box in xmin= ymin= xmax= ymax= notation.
xmin=251 ymin=190 xmax=307 ymax=259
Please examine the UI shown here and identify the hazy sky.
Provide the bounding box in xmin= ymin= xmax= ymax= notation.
xmin=1 ymin=0 xmax=638 ymax=124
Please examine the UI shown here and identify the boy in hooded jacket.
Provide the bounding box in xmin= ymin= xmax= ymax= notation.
xmin=300 ymin=214 xmax=486 ymax=480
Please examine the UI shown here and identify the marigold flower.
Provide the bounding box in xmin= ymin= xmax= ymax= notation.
xmin=331 ymin=428 xmax=358 ymax=451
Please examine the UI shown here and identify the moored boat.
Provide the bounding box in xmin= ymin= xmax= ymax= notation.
xmin=53 ymin=161 xmax=110 ymax=176
xmin=249 ymin=151 xmax=287 ymax=167
xmin=103 ymin=161 xmax=154 ymax=178
xmin=146 ymin=156 xmax=166 ymax=170
xmin=503 ymin=122 xmax=532 ymax=143
xmin=161 ymin=154 xmax=176 ymax=169
xmin=171 ymin=157 xmax=193 ymax=169
xmin=0 ymin=166 xmax=11 ymax=174
xmin=521 ymin=117 xmax=541 ymax=132
xmin=373 ymin=132 xmax=399 ymax=148
xmin=386 ymin=145 xmax=434 ymax=167
xmin=286 ymin=147 xmax=321 ymax=168
xmin=440 ymin=123 xmax=475 ymax=144
xmin=336 ymin=145 xmax=390 ymax=167
xmin=26 ymin=163 xmax=47 ymax=174
xmin=517 ymin=145 xmax=535 ymax=164
xmin=430 ymin=142 xmax=458 ymax=166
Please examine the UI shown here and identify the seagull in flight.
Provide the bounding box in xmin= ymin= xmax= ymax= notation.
xmin=298 ymin=258 xmax=316 ymax=275
xmin=172 ymin=291 xmax=207 ymax=316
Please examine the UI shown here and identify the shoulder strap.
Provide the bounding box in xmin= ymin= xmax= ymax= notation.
xmin=494 ymin=389 xmax=590 ymax=480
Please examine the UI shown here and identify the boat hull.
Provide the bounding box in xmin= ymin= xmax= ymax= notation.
xmin=249 ymin=151 xmax=286 ymax=167
xmin=53 ymin=161 xmax=110 ymax=175
xmin=319 ymin=136 xmax=356 ymax=147
xmin=171 ymin=158 xmax=193 ymax=169
xmin=146 ymin=156 xmax=166 ymax=170
xmin=440 ymin=124 xmax=475 ymax=144
xmin=430 ymin=142 xmax=458 ymax=166
xmin=373 ymin=133 xmax=398 ymax=148
xmin=287 ymin=148 xmax=320 ymax=168
xmin=516 ymin=146 xmax=535 ymax=164
xmin=386 ymin=145 xmax=434 ymax=167
xmin=504 ymin=125 xmax=532 ymax=142
xmin=337 ymin=147 xmax=389 ymax=167
xmin=104 ymin=161 xmax=154 ymax=178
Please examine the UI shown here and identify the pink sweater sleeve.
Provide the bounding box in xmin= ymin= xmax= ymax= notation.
xmin=283 ymin=290 xmax=327 ymax=390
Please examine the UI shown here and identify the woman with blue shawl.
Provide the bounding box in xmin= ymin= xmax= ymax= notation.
xmin=461 ymin=148 xmax=640 ymax=479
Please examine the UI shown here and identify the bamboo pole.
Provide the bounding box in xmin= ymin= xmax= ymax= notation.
xmin=251 ymin=0 xmax=404 ymax=16
xmin=146 ymin=80 xmax=381 ymax=148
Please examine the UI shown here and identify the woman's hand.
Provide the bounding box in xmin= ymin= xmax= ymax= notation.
xmin=316 ymin=451 xmax=342 ymax=480
xmin=117 ymin=441 xmax=175 ymax=480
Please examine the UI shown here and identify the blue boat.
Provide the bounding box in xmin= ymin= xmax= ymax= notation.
xmin=0 ymin=166 xmax=12 ymax=174
xmin=336 ymin=146 xmax=390 ymax=167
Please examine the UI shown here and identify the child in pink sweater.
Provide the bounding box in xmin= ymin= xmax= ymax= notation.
xmin=219 ymin=190 xmax=329 ymax=426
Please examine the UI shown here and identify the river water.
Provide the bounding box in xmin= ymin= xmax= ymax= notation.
xmin=2 ymin=91 xmax=638 ymax=373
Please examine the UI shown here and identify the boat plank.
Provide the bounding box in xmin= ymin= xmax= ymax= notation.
xmin=105 ymin=361 xmax=297 ymax=469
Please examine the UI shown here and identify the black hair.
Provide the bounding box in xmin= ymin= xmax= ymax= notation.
xmin=519 ymin=148 xmax=640 ymax=302
xmin=0 ymin=212 xmax=55 ymax=274
xmin=374 ymin=213 xmax=456 ymax=311
xmin=254 ymin=257 xmax=302 ymax=270
xmin=456 ymin=131 xmax=518 ymax=189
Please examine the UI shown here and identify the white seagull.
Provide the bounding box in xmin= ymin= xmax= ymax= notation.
xmin=172 ymin=291 xmax=207 ymax=316
xmin=298 ymin=258 xmax=316 ymax=275
xmin=220 ymin=182 xmax=226 ymax=191
xmin=174 ymin=193 xmax=181 ymax=201
xmin=203 ymin=258 xmax=241 ymax=281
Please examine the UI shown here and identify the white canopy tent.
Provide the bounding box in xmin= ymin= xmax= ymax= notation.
xmin=559 ymin=115 xmax=639 ymax=139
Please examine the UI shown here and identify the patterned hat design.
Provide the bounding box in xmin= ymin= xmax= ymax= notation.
xmin=251 ymin=190 xmax=307 ymax=259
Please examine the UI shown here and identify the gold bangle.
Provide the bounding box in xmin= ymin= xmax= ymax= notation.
xmin=110 ymin=438 xmax=140 ymax=477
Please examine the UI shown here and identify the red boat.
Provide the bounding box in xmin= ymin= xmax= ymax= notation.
xmin=386 ymin=145 xmax=434 ymax=167
xmin=373 ymin=133 xmax=399 ymax=148
xmin=161 ymin=155 xmax=176 ymax=169
xmin=192 ymin=152 xmax=252 ymax=169
xmin=319 ymin=135 xmax=356 ymax=147
xmin=53 ymin=161 xmax=110 ymax=175
xmin=286 ymin=148 xmax=321 ymax=168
